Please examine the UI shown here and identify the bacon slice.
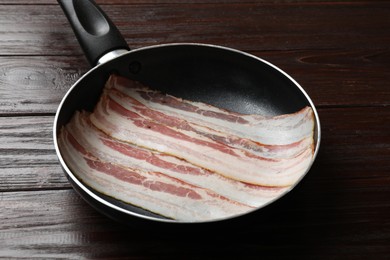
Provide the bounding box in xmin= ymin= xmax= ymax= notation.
xmin=65 ymin=111 xmax=288 ymax=207
xmin=58 ymin=75 xmax=316 ymax=221
xmin=58 ymin=127 xmax=253 ymax=221
xmin=107 ymin=87 xmax=313 ymax=160
xmin=90 ymin=93 xmax=313 ymax=187
xmin=107 ymin=75 xmax=315 ymax=146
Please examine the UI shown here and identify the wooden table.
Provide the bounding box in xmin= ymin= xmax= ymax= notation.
xmin=1 ymin=0 xmax=389 ymax=258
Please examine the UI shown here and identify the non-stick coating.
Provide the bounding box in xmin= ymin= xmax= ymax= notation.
xmin=55 ymin=43 xmax=319 ymax=226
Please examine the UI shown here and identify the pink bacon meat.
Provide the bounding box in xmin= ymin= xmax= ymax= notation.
xmin=65 ymin=111 xmax=288 ymax=207
xmin=107 ymin=86 xmax=313 ymax=160
xmin=90 ymin=92 xmax=313 ymax=187
xmin=107 ymin=75 xmax=315 ymax=146
xmin=58 ymin=127 xmax=253 ymax=221
xmin=58 ymin=74 xmax=316 ymax=221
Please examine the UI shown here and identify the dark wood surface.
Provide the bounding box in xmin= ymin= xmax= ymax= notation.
xmin=1 ymin=0 xmax=389 ymax=258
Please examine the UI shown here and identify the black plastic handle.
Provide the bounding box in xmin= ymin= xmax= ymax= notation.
xmin=58 ymin=0 xmax=130 ymax=66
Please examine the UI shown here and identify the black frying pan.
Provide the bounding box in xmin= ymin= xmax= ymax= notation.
xmin=54 ymin=0 xmax=320 ymax=229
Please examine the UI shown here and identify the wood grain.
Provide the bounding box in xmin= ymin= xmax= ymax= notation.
xmin=0 ymin=116 xmax=69 ymax=191
xmin=0 ymin=186 xmax=388 ymax=258
xmin=0 ymin=1 xmax=389 ymax=258
xmin=0 ymin=3 xmax=389 ymax=55
xmin=256 ymin=49 xmax=390 ymax=107
xmin=0 ymin=56 xmax=87 ymax=114
xmin=0 ymin=49 xmax=389 ymax=115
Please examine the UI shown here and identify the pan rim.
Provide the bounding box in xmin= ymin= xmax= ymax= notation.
xmin=53 ymin=42 xmax=321 ymax=224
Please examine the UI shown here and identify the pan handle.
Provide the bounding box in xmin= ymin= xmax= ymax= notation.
xmin=58 ymin=0 xmax=130 ymax=66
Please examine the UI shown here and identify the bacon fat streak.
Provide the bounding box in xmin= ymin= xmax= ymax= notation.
xmin=58 ymin=75 xmax=315 ymax=221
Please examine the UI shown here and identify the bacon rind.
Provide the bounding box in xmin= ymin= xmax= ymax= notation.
xmin=66 ymin=111 xmax=289 ymax=207
xmin=90 ymin=93 xmax=314 ymax=187
xmin=58 ymin=127 xmax=253 ymax=221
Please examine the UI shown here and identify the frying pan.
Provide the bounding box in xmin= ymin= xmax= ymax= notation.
xmin=53 ymin=0 xmax=321 ymax=229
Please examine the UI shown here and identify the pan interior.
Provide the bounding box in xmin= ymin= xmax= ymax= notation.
xmin=56 ymin=44 xmax=314 ymax=223
xmin=58 ymin=45 xmax=310 ymax=127
xmin=118 ymin=45 xmax=309 ymax=116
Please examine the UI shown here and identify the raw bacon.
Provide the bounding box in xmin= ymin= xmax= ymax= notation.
xmin=107 ymin=87 xmax=312 ymax=160
xmin=90 ymin=93 xmax=313 ymax=187
xmin=107 ymin=75 xmax=315 ymax=146
xmin=59 ymin=127 xmax=253 ymax=221
xmin=58 ymin=74 xmax=316 ymax=221
xmin=65 ymin=111 xmax=288 ymax=207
